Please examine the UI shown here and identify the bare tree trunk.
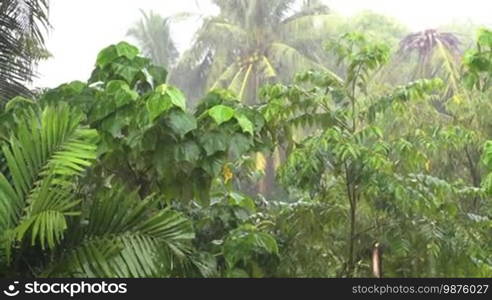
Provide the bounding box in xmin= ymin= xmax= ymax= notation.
xmin=345 ymin=162 xmax=357 ymax=278
xmin=372 ymin=242 xmax=383 ymax=278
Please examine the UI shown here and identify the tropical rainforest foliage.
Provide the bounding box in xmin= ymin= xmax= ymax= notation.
xmin=0 ymin=0 xmax=491 ymax=278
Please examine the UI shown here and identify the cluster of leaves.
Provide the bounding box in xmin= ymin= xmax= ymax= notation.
xmin=260 ymin=32 xmax=491 ymax=277
xmin=38 ymin=42 xmax=272 ymax=205
xmin=471 ymin=29 xmax=492 ymax=202
xmin=0 ymin=42 xmax=279 ymax=278
xmin=463 ymin=28 xmax=492 ymax=92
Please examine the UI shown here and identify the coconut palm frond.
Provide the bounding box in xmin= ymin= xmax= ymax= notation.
xmin=0 ymin=0 xmax=50 ymax=101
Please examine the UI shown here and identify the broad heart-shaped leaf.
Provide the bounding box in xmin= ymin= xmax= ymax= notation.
xmin=155 ymin=84 xmax=186 ymax=111
xmin=174 ymin=140 xmax=201 ymax=163
xmin=234 ymin=113 xmax=254 ymax=135
xmin=146 ymin=93 xmax=172 ymax=121
xmin=96 ymin=45 xmax=118 ymax=69
xmin=111 ymin=62 xmax=141 ymax=84
xmin=200 ymin=155 xmax=225 ymax=177
xmin=115 ymin=41 xmax=139 ymax=60
xmin=89 ymin=81 xmax=138 ymax=124
xmin=167 ymin=110 xmax=197 ymax=138
xmin=199 ymin=131 xmax=229 ymax=156
xmin=100 ymin=110 xmax=131 ymax=138
xmin=105 ymin=80 xmax=138 ymax=107
xmin=208 ymin=105 xmax=235 ymax=125
xmin=148 ymin=66 xmax=168 ymax=86
xmin=229 ymin=134 xmax=253 ymax=158
xmin=96 ymin=42 xmax=139 ymax=68
xmin=167 ymin=87 xmax=186 ymax=111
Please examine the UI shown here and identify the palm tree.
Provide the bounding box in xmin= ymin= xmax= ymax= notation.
xmin=127 ymin=10 xmax=179 ymax=68
xmin=397 ymin=29 xmax=461 ymax=80
xmin=394 ymin=29 xmax=466 ymax=121
xmin=171 ymin=0 xmax=342 ymax=103
xmin=0 ymin=0 xmax=50 ymax=102
xmin=169 ymin=0 xmax=345 ymax=196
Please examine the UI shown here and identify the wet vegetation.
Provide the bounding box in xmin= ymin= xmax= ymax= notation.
xmin=0 ymin=0 xmax=491 ymax=277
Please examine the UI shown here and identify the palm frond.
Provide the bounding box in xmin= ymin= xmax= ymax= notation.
xmin=0 ymin=104 xmax=98 ymax=253
xmin=279 ymin=14 xmax=344 ymax=44
xmin=46 ymin=186 xmax=195 ymax=278
xmin=399 ymin=29 xmax=461 ymax=58
xmin=281 ymin=0 xmax=330 ymax=24
xmin=127 ymin=10 xmax=179 ymax=68
xmin=210 ymin=62 xmax=242 ymax=90
xmin=267 ymin=42 xmax=343 ymax=84
xmin=0 ymin=0 xmax=50 ymax=101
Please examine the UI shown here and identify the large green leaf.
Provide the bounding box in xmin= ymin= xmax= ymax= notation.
xmin=234 ymin=113 xmax=254 ymax=135
xmin=174 ymin=140 xmax=201 ymax=163
xmin=208 ymin=105 xmax=235 ymax=125
xmin=105 ymin=80 xmax=138 ymax=107
xmin=147 ymin=85 xmax=187 ymax=121
xmin=97 ymin=42 xmax=139 ymax=68
xmin=167 ymin=111 xmax=197 ymax=138
xmin=146 ymin=93 xmax=172 ymax=121
xmin=156 ymin=85 xmax=186 ymax=110
xmin=166 ymin=86 xmax=187 ymax=111
xmin=229 ymin=134 xmax=253 ymax=158
xmin=199 ymin=132 xmax=229 ymax=156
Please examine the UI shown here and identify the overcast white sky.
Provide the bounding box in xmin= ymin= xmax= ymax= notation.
xmin=34 ymin=0 xmax=492 ymax=88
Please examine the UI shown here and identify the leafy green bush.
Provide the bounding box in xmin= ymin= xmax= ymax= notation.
xmin=0 ymin=42 xmax=278 ymax=278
